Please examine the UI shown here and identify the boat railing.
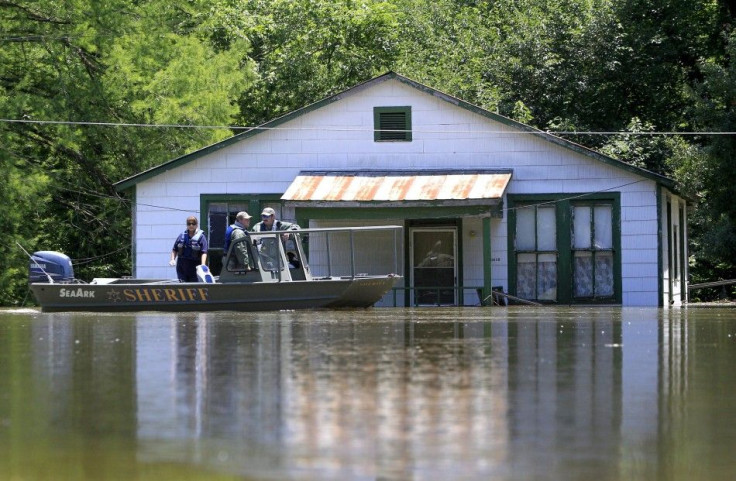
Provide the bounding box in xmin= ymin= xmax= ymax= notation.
xmin=248 ymin=225 xmax=402 ymax=281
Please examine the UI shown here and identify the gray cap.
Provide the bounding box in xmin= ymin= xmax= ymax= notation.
xmin=261 ymin=207 xmax=276 ymax=217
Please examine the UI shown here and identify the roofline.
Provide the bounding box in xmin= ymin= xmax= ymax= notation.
xmin=114 ymin=71 xmax=676 ymax=192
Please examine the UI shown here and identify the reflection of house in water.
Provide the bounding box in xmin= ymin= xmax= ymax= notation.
xmin=128 ymin=310 xmax=676 ymax=478
xmin=15 ymin=309 xmax=736 ymax=479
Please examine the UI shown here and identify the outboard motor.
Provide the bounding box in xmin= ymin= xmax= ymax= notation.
xmin=29 ymin=251 xmax=75 ymax=283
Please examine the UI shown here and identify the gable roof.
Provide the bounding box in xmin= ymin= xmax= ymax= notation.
xmin=114 ymin=71 xmax=676 ymax=192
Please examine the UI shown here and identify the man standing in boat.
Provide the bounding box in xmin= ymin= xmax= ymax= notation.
xmin=251 ymin=207 xmax=295 ymax=233
xmin=224 ymin=211 xmax=252 ymax=270
xmin=169 ymin=216 xmax=209 ymax=282
xmin=251 ymin=207 xmax=298 ymax=266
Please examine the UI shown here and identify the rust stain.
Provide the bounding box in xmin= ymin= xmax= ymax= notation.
xmin=416 ymin=175 xmax=445 ymax=200
xmin=284 ymin=175 xmax=320 ymax=201
xmin=283 ymin=172 xmax=511 ymax=202
xmin=323 ymin=176 xmax=353 ymax=201
xmin=389 ymin=176 xmax=414 ymax=201
xmin=448 ymin=174 xmax=477 ymax=199
xmin=354 ymin=176 xmax=382 ymax=201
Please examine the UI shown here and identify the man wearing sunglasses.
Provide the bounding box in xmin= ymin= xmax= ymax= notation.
xmin=169 ymin=215 xmax=209 ymax=282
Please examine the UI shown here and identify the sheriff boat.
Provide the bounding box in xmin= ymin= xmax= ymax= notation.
xmin=28 ymin=226 xmax=402 ymax=312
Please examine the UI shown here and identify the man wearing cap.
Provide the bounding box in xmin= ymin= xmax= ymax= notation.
xmin=224 ymin=211 xmax=252 ymax=270
xmin=251 ymin=207 xmax=295 ymax=233
xmin=252 ymin=207 xmax=298 ymax=265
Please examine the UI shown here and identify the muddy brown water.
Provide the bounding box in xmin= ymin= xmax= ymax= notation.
xmin=1 ymin=306 xmax=735 ymax=480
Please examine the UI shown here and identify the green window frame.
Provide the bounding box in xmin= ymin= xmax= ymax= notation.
xmin=513 ymin=203 xmax=558 ymax=302
xmin=508 ymin=194 xmax=621 ymax=304
xmin=374 ymin=106 xmax=412 ymax=142
xmin=571 ymin=202 xmax=616 ymax=300
xmin=199 ymin=194 xmax=284 ymax=275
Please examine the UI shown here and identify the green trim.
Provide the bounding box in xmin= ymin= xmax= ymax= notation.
xmin=199 ymin=193 xmax=282 ymax=243
xmin=402 ymin=220 xmax=410 ymax=306
xmin=508 ymin=193 xmax=622 ymax=305
xmin=373 ymin=106 xmax=412 ymax=141
xmin=656 ymin=185 xmax=664 ymax=307
xmin=557 ymin=200 xmax=573 ymax=301
xmin=667 ymin=197 xmax=673 ymax=305
xmin=115 ymin=71 xmax=677 ymax=193
xmin=507 ymin=204 xmax=517 ymax=296
xmin=407 ymin=219 xmax=463 ymax=306
xmin=131 ymin=189 xmax=137 ymax=274
xmin=679 ymin=203 xmax=686 ymax=301
xmin=200 ymin=193 xmax=286 ymax=273
xmin=482 ymin=217 xmax=492 ymax=304
xmin=457 ymin=219 xmax=464 ymax=305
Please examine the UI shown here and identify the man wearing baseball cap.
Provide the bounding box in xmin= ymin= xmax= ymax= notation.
xmin=252 ymin=207 xmax=299 ymax=266
xmin=252 ymin=207 xmax=295 ymax=232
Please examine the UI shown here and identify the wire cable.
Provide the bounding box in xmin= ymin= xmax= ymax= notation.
xmin=2 ymin=118 xmax=735 ymax=135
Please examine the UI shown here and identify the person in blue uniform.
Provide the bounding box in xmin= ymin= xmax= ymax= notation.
xmin=169 ymin=216 xmax=209 ymax=282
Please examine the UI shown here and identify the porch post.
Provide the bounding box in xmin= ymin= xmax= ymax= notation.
xmin=483 ymin=216 xmax=492 ymax=305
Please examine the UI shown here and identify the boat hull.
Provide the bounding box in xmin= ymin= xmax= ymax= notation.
xmin=29 ymin=276 xmax=400 ymax=313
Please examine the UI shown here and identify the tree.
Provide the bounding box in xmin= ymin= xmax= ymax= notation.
xmin=687 ymin=30 xmax=736 ymax=271
xmin=232 ymin=0 xmax=402 ymax=125
xmin=0 ymin=0 xmax=255 ymax=305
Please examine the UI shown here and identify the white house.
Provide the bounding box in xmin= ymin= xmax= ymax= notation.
xmin=115 ymin=72 xmax=688 ymax=307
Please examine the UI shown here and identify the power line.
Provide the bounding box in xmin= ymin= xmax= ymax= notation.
xmin=2 ymin=118 xmax=735 ymax=135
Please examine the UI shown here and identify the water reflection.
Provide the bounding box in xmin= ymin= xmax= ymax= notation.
xmin=1 ymin=307 xmax=736 ymax=480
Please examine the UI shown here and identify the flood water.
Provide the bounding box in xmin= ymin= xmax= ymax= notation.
xmin=1 ymin=306 xmax=736 ymax=481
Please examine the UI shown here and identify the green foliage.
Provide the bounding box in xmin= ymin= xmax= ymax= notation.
xmin=392 ymin=0 xmax=504 ymax=111
xmin=599 ymin=118 xmax=682 ymax=175
xmin=0 ymin=0 xmax=255 ymax=305
xmin=686 ymin=30 xmax=736 ymax=270
xmin=2 ymin=0 xmax=736 ymax=304
xmin=231 ymin=0 xmax=402 ymax=125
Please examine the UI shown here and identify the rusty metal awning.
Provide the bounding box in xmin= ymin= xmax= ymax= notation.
xmin=282 ymin=170 xmax=512 ymax=208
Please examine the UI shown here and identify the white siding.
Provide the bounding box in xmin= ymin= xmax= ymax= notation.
xmin=132 ymin=78 xmax=669 ymax=306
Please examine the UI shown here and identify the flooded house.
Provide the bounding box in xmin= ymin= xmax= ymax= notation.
xmin=115 ymin=72 xmax=688 ymax=307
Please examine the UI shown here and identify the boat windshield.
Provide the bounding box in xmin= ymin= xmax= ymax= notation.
xmin=223 ymin=235 xmax=256 ymax=273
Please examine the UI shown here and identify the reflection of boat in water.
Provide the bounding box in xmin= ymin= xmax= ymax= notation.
xmin=28 ymin=226 xmax=402 ymax=312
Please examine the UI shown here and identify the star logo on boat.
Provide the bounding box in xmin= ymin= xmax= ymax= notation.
xmin=107 ymin=290 xmax=121 ymax=302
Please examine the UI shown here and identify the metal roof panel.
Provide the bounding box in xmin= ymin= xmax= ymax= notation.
xmin=282 ymin=170 xmax=512 ymax=203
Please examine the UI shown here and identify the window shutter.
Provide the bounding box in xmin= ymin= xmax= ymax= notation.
xmin=379 ymin=112 xmax=407 ymax=140
xmin=374 ymin=107 xmax=412 ymax=141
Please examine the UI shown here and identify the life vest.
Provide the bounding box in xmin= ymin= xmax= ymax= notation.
xmin=176 ymin=229 xmax=205 ymax=260
xmin=224 ymin=224 xmax=246 ymax=253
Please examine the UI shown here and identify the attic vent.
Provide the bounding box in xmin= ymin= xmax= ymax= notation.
xmin=374 ymin=106 xmax=412 ymax=142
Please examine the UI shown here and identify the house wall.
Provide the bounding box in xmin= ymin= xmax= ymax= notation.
xmin=660 ymin=190 xmax=688 ymax=306
xmin=133 ymin=78 xmax=665 ymax=306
